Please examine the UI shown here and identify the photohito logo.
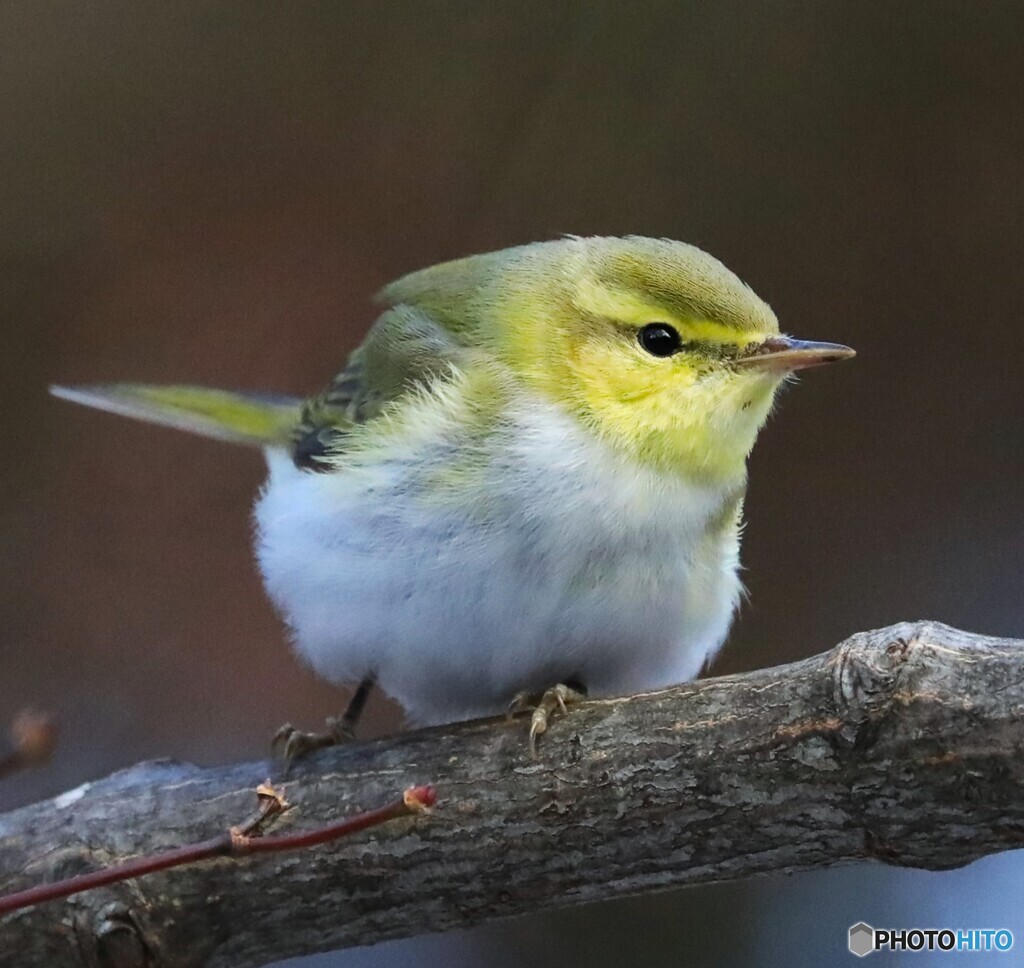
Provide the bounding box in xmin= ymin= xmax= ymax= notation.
xmin=848 ymin=923 xmax=1014 ymax=957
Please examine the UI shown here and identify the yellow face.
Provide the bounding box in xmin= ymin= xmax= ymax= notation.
xmin=556 ymin=285 xmax=783 ymax=482
xmin=500 ymin=238 xmax=787 ymax=484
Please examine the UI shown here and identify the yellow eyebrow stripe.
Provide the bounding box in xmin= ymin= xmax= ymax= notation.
xmin=681 ymin=319 xmax=763 ymax=348
xmin=572 ymin=278 xmax=762 ymax=348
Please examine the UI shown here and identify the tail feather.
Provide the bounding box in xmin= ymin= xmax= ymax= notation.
xmin=50 ymin=383 xmax=303 ymax=447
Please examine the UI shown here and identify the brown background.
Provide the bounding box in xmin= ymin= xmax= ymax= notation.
xmin=2 ymin=3 xmax=1023 ymax=966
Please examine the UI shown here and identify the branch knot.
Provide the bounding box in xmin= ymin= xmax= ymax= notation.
xmin=830 ymin=623 xmax=926 ymax=748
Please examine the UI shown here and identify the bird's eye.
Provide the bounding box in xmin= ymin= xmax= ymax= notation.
xmin=637 ymin=323 xmax=683 ymax=358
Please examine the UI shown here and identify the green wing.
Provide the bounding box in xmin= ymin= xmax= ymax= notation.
xmin=52 ymin=306 xmax=466 ymax=471
xmin=292 ymin=305 xmax=466 ymax=469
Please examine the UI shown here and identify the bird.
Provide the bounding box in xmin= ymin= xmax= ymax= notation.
xmin=52 ymin=235 xmax=854 ymax=757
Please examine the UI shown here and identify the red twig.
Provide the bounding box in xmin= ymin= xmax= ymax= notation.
xmin=0 ymin=709 xmax=57 ymax=782
xmin=0 ymin=783 xmax=436 ymax=916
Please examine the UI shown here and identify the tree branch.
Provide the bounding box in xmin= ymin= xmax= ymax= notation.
xmin=2 ymin=621 xmax=1024 ymax=968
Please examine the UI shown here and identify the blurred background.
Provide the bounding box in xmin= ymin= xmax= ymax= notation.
xmin=2 ymin=1 xmax=1023 ymax=965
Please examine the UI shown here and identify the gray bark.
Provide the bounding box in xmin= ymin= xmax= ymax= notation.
xmin=2 ymin=621 xmax=1023 ymax=968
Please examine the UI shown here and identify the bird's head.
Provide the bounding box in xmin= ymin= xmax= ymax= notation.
xmin=380 ymin=235 xmax=854 ymax=484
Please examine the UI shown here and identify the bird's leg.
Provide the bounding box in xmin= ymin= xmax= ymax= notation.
xmin=273 ymin=675 xmax=376 ymax=763
xmin=507 ymin=680 xmax=587 ymax=758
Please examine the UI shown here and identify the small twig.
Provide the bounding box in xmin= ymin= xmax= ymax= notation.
xmin=232 ymin=781 xmax=292 ymax=838
xmin=0 ymin=709 xmax=57 ymax=781
xmin=0 ymin=783 xmax=435 ymax=916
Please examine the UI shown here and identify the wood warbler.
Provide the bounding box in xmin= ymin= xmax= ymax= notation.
xmin=52 ymin=236 xmax=854 ymax=756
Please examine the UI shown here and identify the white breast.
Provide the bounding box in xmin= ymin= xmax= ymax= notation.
xmin=254 ymin=394 xmax=742 ymax=726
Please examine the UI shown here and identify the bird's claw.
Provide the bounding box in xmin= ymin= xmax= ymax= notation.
xmin=508 ymin=683 xmax=585 ymax=759
xmin=272 ymin=716 xmax=355 ymax=764
xmin=506 ymin=690 xmax=534 ymax=721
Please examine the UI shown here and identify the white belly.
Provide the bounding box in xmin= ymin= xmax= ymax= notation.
xmin=255 ymin=399 xmax=742 ymax=725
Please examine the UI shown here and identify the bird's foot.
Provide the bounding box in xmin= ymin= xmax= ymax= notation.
xmin=507 ymin=682 xmax=586 ymax=759
xmin=272 ymin=716 xmax=354 ymax=764
xmin=272 ymin=675 xmax=376 ymax=767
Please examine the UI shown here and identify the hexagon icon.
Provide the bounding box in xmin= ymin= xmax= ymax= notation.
xmin=848 ymin=922 xmax=875 ymax=957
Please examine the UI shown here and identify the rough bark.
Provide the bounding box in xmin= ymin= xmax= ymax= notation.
xmin=2 ymin=621 xmax=1023 ymax=968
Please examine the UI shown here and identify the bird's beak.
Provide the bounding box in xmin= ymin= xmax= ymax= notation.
xmin=735 ymin=335 xmax=856 ymax=372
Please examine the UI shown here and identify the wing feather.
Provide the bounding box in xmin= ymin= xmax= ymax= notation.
xmin=291 ymin=305 xmax=466 ymax=470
